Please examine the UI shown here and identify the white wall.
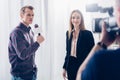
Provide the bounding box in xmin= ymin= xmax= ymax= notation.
xmin=0 ymin=0 xmax=114 ymax=80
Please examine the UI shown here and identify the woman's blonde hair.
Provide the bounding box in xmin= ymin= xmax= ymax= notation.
xmin=68 ymin=10 xmax=86 ymax=38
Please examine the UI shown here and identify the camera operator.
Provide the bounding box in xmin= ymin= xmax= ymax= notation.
xmin=76 ymin=0 xmax=120 ymax=80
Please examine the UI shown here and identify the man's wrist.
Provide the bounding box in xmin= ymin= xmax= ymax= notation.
xmin=97 ymin=42 xmax=107 ymax=49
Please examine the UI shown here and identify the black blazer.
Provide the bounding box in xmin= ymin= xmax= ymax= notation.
xmin=63 ymin=30 xmax=95 ymax=70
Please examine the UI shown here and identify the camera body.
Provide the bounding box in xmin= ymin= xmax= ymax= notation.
xmin=92 ymin=17 xmax=118 ymax=32
xmin=86 ymin=3 xmax=120 ymax=36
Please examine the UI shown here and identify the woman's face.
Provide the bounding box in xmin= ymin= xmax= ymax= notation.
xmin=71 ymin=12 xmax=81 ymax=29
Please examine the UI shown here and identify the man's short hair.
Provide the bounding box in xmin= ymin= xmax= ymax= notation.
xmin=20 ymin=5 xmax=34 ymax=14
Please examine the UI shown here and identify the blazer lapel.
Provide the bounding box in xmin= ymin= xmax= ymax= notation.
xmin=69 ymin=31 xmax=73 ymax=52
xmin=77 ymin=30 xmax=82 ymax=50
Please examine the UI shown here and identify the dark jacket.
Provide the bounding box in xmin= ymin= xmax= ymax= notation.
xmin=63 ymin=30 xmax=95 ymax=70
xmin=82 ymin=48 xmax=120 ymax=80
xmin=8 ymin=23 xmax=39 ymax=79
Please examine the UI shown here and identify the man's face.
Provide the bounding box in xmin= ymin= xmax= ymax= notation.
xmin=21 ymin=8 xmax=34 ymax=26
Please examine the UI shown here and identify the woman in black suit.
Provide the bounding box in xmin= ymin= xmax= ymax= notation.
xmin=62 ymin=10 xmax=95 ymax=80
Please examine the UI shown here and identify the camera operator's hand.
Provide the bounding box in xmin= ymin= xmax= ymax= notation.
xmin=100 ymin=21 xmax=116 ymax=47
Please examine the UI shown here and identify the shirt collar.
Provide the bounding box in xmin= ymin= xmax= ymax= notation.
xmin=18 ymin=22 xmax=31 ymax=33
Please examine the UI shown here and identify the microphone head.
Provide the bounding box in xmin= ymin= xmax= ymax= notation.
xmin=34 ymin=24 xmax=39 ymax=28
xmin=33 ymin=24 xmax=42 ymax=35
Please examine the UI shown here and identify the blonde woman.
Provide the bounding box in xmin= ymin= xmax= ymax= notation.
xmin=62 ymin=10 xmax=94 ymax=80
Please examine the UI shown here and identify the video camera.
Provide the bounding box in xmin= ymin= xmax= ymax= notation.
xmin=86 ymin=3 xmax=120 ymax=36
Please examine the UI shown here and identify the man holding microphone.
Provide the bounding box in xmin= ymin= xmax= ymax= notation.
xmin=8 ymin=5 xmax=44 ymax=80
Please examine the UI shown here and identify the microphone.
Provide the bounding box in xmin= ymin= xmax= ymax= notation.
xmin=34 ymin=24 xmax=41 ymax=36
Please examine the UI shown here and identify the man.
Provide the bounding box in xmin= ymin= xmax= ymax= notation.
xmin=8 ymin=5 xmax=44 ymax=80
xmin=76 ymin=0 xmax=120 ymax=80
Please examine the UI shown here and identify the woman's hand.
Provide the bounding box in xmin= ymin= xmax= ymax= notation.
xmin=62 ymin=69 xmax=67 ymax=80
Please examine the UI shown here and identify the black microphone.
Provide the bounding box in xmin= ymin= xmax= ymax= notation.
xmin=34 ymin=24 xmax=41 ymax=36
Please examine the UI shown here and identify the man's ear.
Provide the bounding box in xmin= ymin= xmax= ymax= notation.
xmin=20 ymin=13 xmax=23 ymax=18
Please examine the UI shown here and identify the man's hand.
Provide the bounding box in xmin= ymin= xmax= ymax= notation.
xmin=37 ymin=35 xmax=44 ymax=44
